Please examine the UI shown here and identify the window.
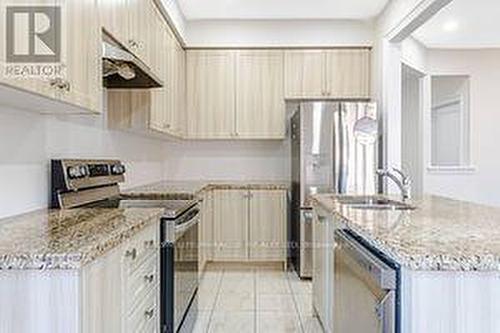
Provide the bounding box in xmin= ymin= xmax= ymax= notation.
xmin=430 ymin=75 xmax=471 ymax=168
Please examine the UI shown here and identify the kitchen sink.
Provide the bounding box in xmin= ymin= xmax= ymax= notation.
xmin=336 ymin=196 xmax=417 ymax=211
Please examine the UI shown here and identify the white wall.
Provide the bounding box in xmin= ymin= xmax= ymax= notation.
xmin=163 ymin=140 xmax=289 ymax=181
xmin=423 ymin=49 xmax=500 ymax=206
xmin=185 ymin=19 xmax=374 ymax=47
xmin=0 ymin=97 xmax=167 ymax=219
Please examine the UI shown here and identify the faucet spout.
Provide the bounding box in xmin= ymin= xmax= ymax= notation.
xmin=377 ymin=168 xmax=412 ymax=202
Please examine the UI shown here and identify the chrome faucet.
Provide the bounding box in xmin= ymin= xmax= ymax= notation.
xmin=377 ymin=168 xmax=412 ymax=202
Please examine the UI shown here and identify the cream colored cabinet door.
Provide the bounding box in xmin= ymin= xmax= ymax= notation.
xmin=324 ymin=49 xmax=371 ymax=99
xmin=213 ymin=190 xmax=248 ymax=261
xmin=0 ymin=0 xmax=57 ymax=100
xmin=82 ymin=241 xmax=125 ymax=333
xmin=169 ymin=40 xmax=186 ymax=137
xmin=235 ymin=51 xmax=285 ymax=139
xmin=186 ymin=50 xmax=236 ymax=139
xmin=148 ymin=4 xmax=168 ymax=133
xmin=98 ymin=0 xmax=128 ymax=43
xmin=284 ymin=50 xmax=325 ymax=99
xmin=128 ymin=0 xmax=154 ymax=69
xmin=55 ymin=0 xmax=102 ymax=113
xmin=248 ymin=190 xmax=286 ymax=261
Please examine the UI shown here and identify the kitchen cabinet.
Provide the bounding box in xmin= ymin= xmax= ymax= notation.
xmin=248 ymin=190 xmax=287 ymax=261
xmin=99 ymin=0 xmax=129 ymax=45
xmin=83 ymin=222 xmax=159 ymax=333
xmin=213 ymin=189 xmax=248 ymax=260
xmin=108 ymin=4 xmax=186 ymax=139
xmin=0 ymin=222 xmax=159 ymax=333
xmin=55 ymin=0 xmax=102 ymax=113
xmin=187 ymin=50 xmax=286 ymax=139
xmin=284 ymin=48 xmax=371 ymax=99
xmin=324 ymin=49 xmax=371 ymax=99
xmin=235 ymin=50 xmax=285 ymax=139
xmin=186 ymin=50 xmax=236 ymax=139
xmin=312 ymin=208 xmax=335 ymax=332
xmin=284 ymin=50 xmax=325 ymax=99
xmin=210 ymin=189 xmax=287 ymax=264
xmin=0 ymin=0 xmax=101 ymax=114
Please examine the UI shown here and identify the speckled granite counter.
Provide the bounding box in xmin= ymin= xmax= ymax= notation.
xmin=311 ymin=194 xmax=500 ymax=271
xmin=0 ymin=207 xmax=164 ymax=270
xmin=0 ymin=180 xmax=288 ymax=271
xmin=124 ymin=180 xmax=290 ymax=198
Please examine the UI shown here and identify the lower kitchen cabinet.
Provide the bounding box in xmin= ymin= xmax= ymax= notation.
xmin=82 ymin=222 xmax=160 ymax=333
xmin=248 ymin=190 xmax=287 ymax=261
xmin=213 ymin=189 xmax=249 ymax=261
xmin=0 ymin=223 xmax=160 ymax=333
xmin=207 ymin=189 xmax=287 ymax=264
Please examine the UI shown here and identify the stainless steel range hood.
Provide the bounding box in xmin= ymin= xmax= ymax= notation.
xmin=102 ymin=39 xmax=163 ymax=89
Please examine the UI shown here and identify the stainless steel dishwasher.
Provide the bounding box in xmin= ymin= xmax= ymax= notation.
xmin=334 ymin=229 xmax=397 ymax=333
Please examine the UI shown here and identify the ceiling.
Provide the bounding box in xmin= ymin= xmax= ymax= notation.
xmin=177 ymin=0 xmax=389 ymax=21
xmin=413 ymin=0 xmax=500 ymax=48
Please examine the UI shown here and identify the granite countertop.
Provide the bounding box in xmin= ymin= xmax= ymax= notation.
xmin=0 ymin=207 xmax=164 ymax=270
xmin=311 ymin=194 xmax=500 ymax=272
xmin=124 ymin=180 xmax=290 ymax=197
xmin=0 ymin=180 xmax=288 ymax=271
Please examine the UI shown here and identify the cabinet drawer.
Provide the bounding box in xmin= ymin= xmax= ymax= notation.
xmin=127 ymin=286 xmax=158 ymax=333
xmin=125 ymin=253 xmax=158 ymax=312
xmin=123 ymin=223 xmax=159 ymax=272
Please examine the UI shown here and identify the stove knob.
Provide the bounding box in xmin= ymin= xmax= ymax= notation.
xmin=111 ymin=164 xmax=125 ymax=175
xmin=68 ymin=166 xmax=85 ymax=179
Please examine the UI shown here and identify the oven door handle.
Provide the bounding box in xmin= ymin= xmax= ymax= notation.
xmin=175 ymin=216 xmax=200 ymax=239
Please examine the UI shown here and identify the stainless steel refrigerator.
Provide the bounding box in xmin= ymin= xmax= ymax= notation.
xmin=290 ymin=101 xmax=379 ymax=278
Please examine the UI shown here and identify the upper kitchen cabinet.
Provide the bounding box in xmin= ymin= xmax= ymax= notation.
xmin=55 ymin=0 xmax=102 ymax=113
xmin=0 ymin=0 xmax=101 ymax=114
xmin=0 ymin=0 xmax=57 ymax=100
xmin=168 ymin=39 xmax=187 ymax=137
xmin=324 ymin=49 xmax=371 ymax=99
xmin=127 ymin=0 xmax=155 ymax=69
xmin=186 ymin=49 xmax=286 ymax=140
xmin=99 ymin=0 xmax=156 ymax=70
xmin=284 ymin=48 xmax=371 ymax=100
xmin=284 ymin=50 xmax=324 ymax=99
xmin=187 ymin=50 xmax=236 ymax=139
xmin=235 ymin=50 xmax=285 ymax=139
xmin=98 ymin=0 xmax=129 ymax=44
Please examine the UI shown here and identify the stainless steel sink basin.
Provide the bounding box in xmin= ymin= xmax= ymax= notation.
xmin=336 ymin=196 xmax=416 ymax=211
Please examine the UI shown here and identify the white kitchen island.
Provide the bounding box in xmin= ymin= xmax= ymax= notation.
xmin=311 ymin=194 xmax=500 ymax=333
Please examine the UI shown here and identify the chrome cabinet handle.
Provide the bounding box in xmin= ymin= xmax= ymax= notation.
xmin=144 ymin=274 xmax=154 ymax=283
xmin=144 ymin=308 xmax=154 ymax=319
xmin=125 ymin=248 xmax=137 ymax=260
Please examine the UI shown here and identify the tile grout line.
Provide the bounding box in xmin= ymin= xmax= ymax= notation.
xmin=205 ymin=269 xmax=225 ymax=332
xmin=287 ymin=270 xmax=306 ymax=333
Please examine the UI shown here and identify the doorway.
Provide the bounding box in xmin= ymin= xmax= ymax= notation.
xmin=401 ymin=64 xmax=425 ymax=197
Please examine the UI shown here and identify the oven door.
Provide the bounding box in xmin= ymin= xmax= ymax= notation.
xmin=161 ymin=207 xmax=200 ymax=333
xmin=334 ymin=230 xmax=396 ymax=333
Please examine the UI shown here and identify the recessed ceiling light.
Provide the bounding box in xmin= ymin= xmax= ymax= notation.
xmin=443 ymin=20 xmax=459 ymax=32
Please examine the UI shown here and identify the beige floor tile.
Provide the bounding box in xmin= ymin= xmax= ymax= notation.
xmin=257 ymin=294 xmax=296 ymax=313
xmin=214 ymin=292 xmax=255 ymax=312
xmin=301 ymin=316 xmax=324 ymax=333
xmin=256 ymin=276 xmax=291 ymax=294
xmin=257 ymin=312 xmax=302 ymax=333
xmin=219 ymin=271 xmax=254 ymax=294
xmin=197 ymin=288 xmax=218 ymax=310
xmin=188 ymin=311 xmax=212 ymax=333
xmin=294 ymin=294 xmax=314 ymax=318
xmin=289 ymin=278 xmax=312 ymax=295
xmin=208 ymin=311 xmax=255 ymax=333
